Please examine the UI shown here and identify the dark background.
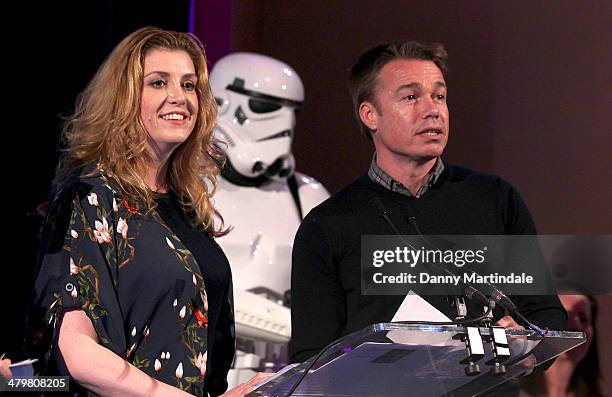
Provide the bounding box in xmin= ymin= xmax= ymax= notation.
xmin=3 ymin=0 xmax=191 ymax=361
xmin=3 ymin=0 xmax=610 ymax=391
xmin=221 ymin=4 xmax=612 ymax=388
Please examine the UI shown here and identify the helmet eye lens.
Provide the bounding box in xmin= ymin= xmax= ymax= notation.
xmin=249 ymin=98 xmax=282 ymax=114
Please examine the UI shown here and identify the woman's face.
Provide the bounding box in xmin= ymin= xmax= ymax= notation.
xmin=560 ymin=294 xmax=594 ymax=363
xmin=140 ymin=48 xmax=198 ymax=160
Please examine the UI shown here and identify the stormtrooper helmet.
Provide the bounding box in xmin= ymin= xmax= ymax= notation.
xmin=210 ymin=52 xmax=304 ymax=183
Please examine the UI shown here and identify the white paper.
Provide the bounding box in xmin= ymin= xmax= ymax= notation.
xmin=391 ymin=291 xmax=451 ymax=322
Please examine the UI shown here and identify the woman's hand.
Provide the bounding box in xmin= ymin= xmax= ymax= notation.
xmin=220 ymin=372 xmax=273 ymax=397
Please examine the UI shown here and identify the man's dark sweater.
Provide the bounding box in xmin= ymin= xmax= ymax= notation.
xmin=289 ymin=164 xmax=567 ymax=363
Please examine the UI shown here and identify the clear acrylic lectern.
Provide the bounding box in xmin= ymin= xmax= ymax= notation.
xmin=247 ymin=323 xmax=585 ymax=397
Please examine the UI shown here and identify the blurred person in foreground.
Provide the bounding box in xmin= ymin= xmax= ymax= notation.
xmin=521 ymin=293 xmax=603 ymax=396
xmin=0 ymin=358 xmax=11 ymax=379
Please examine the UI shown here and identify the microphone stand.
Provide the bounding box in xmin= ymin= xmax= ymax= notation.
xmin=375 ymin=199 xmax=546 ymax=376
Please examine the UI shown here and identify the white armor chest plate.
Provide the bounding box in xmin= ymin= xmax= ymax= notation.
xmin=213 ymin=174 xmax=329 ymax=295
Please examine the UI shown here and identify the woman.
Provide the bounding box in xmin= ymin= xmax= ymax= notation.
xmin=27 ymin=27 xmax=266 ymax=396
xmin=520 ymin=293 xmax=603 ymax=397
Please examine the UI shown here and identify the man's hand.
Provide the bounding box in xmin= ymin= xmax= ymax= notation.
xmin=495 ymin=315 xmax=525 ymax=330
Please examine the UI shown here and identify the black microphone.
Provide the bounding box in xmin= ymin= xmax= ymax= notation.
xmin=373 ymin=198 xmax=489 ymax=314
xmin=373 ymin=197 xmax=547 ymax=335
xmin=406 ymin=213 xmax=546 ymax=333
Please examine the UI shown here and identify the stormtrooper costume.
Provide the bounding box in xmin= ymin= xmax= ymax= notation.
xmin=209 ymin=53 xmax=330 ymax=384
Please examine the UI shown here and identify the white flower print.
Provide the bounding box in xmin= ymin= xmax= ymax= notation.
xmin=69 ymin=258 xmax=79 ymax=275
xmin=143 ymin=325 xmax=149 ymax=337
xmin=166 ymin=237 xmax=175 ymax=250
xmin=87 ymin=193 xmax=98 ymax=207
xmin=161 ymin=352 xmax=166 ymax=360
xmin=131 ymin=326 xmax=136 ymax=337
xmin=112 ymin=197 xmax=118 ymax=212
xmin=127 ymin=343 xmax=136 ymax=357
xmin=179 ymin=306 xmax=186 ymax=319
xmin=194 ymin=352 xmax=207 ymax=376
xmin=70 ymin=229 xmax=79 ymax=239
xmin=70 ymin=288 xmax=78 ymax=299
xmin=117 ymin=217 xmax=128 ymax=240
xmin=93 ymin=218 xmax=112 ymax=244
xmin=175 ymin=362 xmax=183 ymax=379
xmin=200 ymin=291 xmax=208 ymax=312
xmin=192 ymin=274 xmax=197 ymax=286
xmin=154 ymin=359 xmax=161 ymax=372
xmin=172 ymin=298 xmax=178 ymax=308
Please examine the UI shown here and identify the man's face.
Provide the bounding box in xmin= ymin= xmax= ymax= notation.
xmin=362 ymin=59 xmax=449 ymax=164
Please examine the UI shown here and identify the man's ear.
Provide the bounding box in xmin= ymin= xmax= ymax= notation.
xmin=359 ymin=101 xmax=378 ymax=132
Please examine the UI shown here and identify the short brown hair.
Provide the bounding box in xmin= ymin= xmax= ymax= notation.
xmin=348 ymin=41 xmax=448 ymax=139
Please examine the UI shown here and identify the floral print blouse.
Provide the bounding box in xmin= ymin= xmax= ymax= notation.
xmin=27 ymin=174 xmax=235 ymax=396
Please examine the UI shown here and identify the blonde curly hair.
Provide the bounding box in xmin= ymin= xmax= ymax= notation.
xmin=53 ymin=26 xmax=227 ymax=235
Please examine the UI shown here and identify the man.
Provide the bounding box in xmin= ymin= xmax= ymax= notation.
xmin=289 ymin=41 xmax=567 ymax=363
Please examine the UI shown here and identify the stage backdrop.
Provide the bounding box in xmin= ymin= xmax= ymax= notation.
xmin=194 ymin=0 xmax=612 ymax=392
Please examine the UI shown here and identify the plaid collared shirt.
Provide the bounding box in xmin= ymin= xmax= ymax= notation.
xmin=368 ymin=155 xmax=445 ymax=198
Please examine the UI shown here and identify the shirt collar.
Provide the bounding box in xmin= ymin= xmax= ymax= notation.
xmin=368 ymin=154 xmax=445 ymax=198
